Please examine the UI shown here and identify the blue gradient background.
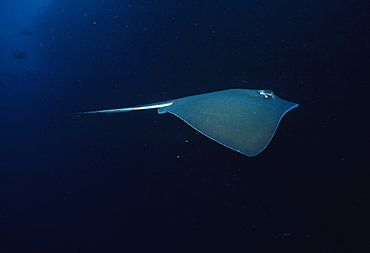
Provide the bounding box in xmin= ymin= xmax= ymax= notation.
xmin=0 ymin=0 xmax=368 ymax=252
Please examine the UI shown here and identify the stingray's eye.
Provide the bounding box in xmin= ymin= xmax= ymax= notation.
xmin=258 ymin=90 xmax=275 ymax=99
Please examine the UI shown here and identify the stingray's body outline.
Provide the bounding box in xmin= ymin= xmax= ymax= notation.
xmin=52 ymin=89 xmax=298 ymax=156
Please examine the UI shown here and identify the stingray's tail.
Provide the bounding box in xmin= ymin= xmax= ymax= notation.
xmin=49 ymin=101 xmax=174 ymax=120
xmin=49 ymin=108 xmax=132 ymax=120
xmin=49 ymin=112 xmax=87 ymax=120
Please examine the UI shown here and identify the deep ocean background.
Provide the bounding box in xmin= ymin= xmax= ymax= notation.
xmin=0 ymin=0 xmax=369 ymax=252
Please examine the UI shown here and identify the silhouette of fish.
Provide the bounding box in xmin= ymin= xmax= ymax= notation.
xmin=9 ymin=74 xmax=18 ymax=78
xmin=22 ymin=71 xmax=35 ymax=76
xmin=20 ymin=30 xmax=33 ymax=36
xmin=12 ymin=50 xmax=28 ymax=59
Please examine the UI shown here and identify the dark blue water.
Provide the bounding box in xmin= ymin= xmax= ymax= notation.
xmin=0 ymin=0 xmax=368 ymax=252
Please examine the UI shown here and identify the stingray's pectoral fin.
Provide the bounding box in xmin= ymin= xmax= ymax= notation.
xmin=50 ymin=101 xmax=174 ymax=120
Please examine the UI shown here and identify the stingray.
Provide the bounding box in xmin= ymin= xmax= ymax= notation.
xmin=53 ymin=89 xmax=298 ymax=156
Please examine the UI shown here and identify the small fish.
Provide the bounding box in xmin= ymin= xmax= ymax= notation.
xmin=20 ymin=30 xmax=33 ymax=36
xmin=22 ymin=71 xmax=35 ymax=76
xmin=12 ymin=50 xmax=28 ymax=59
xmin=9 ymin=74 xmax=18 ymax=78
